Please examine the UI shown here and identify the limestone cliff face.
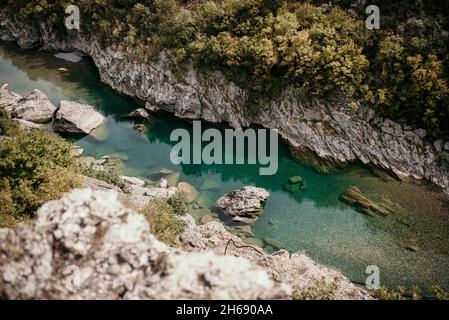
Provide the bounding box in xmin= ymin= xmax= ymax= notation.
xmin=1 ymin=14 xmax=448 ymax=192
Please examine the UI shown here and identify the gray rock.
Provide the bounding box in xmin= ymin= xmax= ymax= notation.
xmin=127 ymin=108 xmax=149 ymax=119
xmin=158 ymin=178 xmax=168 ymax=189
xmin=176 ymin=214 xmax=372 ymax=300
xmin=120 ymin=176 xmax=145 ymax=188
xmin=53 ymin=101 xmax=106 ymax=135
xmin=216 ymin=187 xmax=270 ymax=223
xmin=434 ymin=140 xmax=443 ymax=152
xmin=0 ymin=189 xmax=289 ymax=300
xmin=70 ymin=145 xmax=84 ymax=157
xmin=10 ymin=89 xmax=56 ymax=123
xmin=14 ymin=119 xmax=47 ymax=131
xmin=0 ymin=85 xmax=22 ymax=112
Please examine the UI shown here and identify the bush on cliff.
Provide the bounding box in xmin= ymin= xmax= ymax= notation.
xmin=140 ymin=192 xmax=188 ymax=245
xmin=0 ymin=121 xmax=81 ymax=227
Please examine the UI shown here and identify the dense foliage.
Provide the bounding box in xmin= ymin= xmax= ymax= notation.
xmin=0 ymin=110 xmax=81 ymax=227
xmin=1 ymin=0 xmax=448 ymax=137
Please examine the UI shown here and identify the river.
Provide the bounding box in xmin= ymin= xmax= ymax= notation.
xmin=1 ymin=42 xmax=449 ymax=294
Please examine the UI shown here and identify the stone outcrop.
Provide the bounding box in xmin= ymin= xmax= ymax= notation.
xmin=339 ymin=186 xmax=394 ymax=217
xmin=10 ymin=89 xmax=56 ymax=123
xmin=216 ymin=186 xmax=270 ymax=224
xmin=127 ymin=108 xmax=149 ymax=119
xmin=176 ymin=214 xmax=372 ymax=300
xmin=0 ymin=85 xmax=22 ymax=112
xmin=53 ymin=100 xmax=106 ymax=134
xmin=0 ymin=189 xmax=289 ymax=300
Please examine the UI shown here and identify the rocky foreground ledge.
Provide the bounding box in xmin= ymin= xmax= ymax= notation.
xmin=0 ymin=189 xmax=371 ymax=300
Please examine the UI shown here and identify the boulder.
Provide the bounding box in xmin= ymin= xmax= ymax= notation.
xmin=285 ymin=176 xmax=307 ymax=193
xmin=14 ymin=119 xmax=47 ymax=131
xmin=216 ymin=186 xmax=270 ymax=223
xmin=339 ymin=186 xmax=394 ymax=217
xmin=10 ymin=89 xmax=56 ymax=123
xmin=0 ymin=85 xmax=22 ymax=112
xmin=70 ymin=145 xmax=84 ymax=157
xmin=53 ymin=101 xmax=106 ymax=135
xmin=166 ymin=172 xmax=180 ymax=187
xmin=178 ymin=182 xmax=199 ymax=204
xmin=127 ymin=108 xmax=149 ymax=119
xmin=0 ymin=189 xmax=288 ymax=300
xmin=159 ymin=178 xmax=168 ymax=189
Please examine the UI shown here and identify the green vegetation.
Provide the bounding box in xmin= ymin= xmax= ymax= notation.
xmin=372 ymin=285 xmax=449 ymax=300
xmin=82 ymin=165 xmax=129 ymax=192
xmin=0 ymin=110 xmax=81 ymax=227
xmin=140 ymin=192 xmax=188 ymax=245
xmin=1 ymin=0 xmax=448 ymax=135
xmin=291 ymin=278 xmax=339 ymax=300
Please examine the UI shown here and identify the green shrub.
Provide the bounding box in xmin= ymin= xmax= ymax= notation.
xmin=291 ymin=278 xmax=339 ymax=300
xmin=140 ymin=193 xmax=187 ymax=245
xmin=0 ymin=108 xmax=19 ymax=136
xmin=0 ymin=129 xmax=81 ymax=225
xmin=82 ymin=165 xmax=129 ymax=192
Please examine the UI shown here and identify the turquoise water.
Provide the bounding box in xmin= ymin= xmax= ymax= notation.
xmin=1 ymin=43 xmax=449 ymax=294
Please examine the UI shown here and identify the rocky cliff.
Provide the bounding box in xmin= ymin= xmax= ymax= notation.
xmin=0 ymin=188 xmax=372 ymax=300
xmin=1 ymin=14 xmax=448 ymax=193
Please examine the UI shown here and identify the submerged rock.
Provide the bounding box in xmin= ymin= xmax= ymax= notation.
xmin=166 ymin=172 xmax=180 ymax=188
xmin=285 ymin=176 xmax=307 ymax=193
xmin=11 ymin=89 xmax=56 ymax=123
xmin=0 ymin=189 xmax=288 ymax=299
xmin=216 ymin=186 xmax=270 ymax=224
xmin=53 ymin=101 xmax=106 ymax=135
xmin=178 ymin=182 xmax=199 ymax=204
xmin=339 ymin=186 xmax=394 ymax=217
xmin=199 ymin=179 xmax=222 ymax=192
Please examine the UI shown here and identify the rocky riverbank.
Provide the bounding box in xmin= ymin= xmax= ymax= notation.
xmin=0 ymin=85 xmax=372 ymax=300
xmin=1 ymin=13 xmax=448 ymax=193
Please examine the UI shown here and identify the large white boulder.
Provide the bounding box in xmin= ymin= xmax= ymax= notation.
xmin=53 ymin=100 xmax=106 ymax=134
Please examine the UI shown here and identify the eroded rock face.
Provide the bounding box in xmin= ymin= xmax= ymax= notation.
xmin=53 ymin=100 xmax=106 ymax=134
xmin=0 ymin=189 xmax=289 ymax=300
xmin=10 ymin=89 xmax=56 ymax=123
xmin=216 ymin=186 xmax=270 ymax=223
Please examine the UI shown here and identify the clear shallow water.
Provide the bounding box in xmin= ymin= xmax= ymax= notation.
xmin=1 ymin=43 xmax=449 ymax=294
